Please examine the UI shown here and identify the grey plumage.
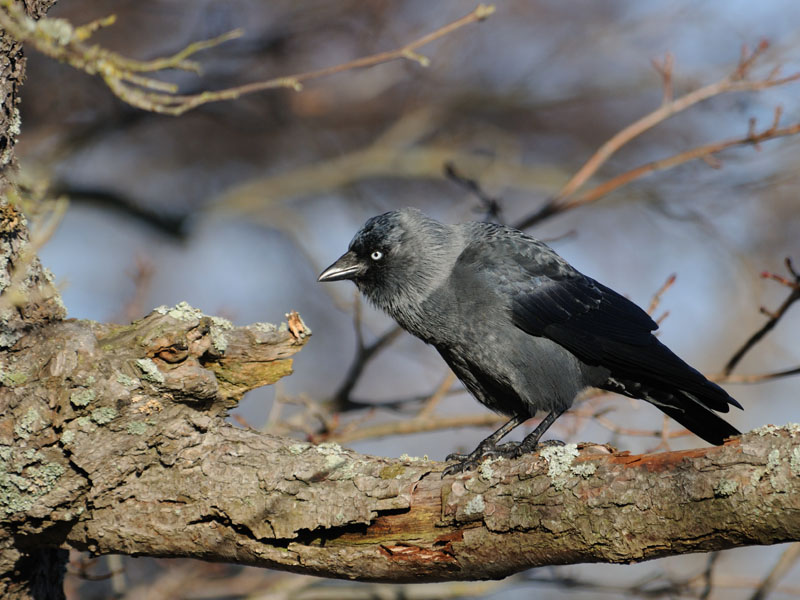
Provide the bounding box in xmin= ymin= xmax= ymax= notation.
xmin=319 ymin=208 xmax=741 ymax=474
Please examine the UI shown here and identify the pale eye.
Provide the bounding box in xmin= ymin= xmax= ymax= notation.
xmin=370 ymin=250 xmax=383 ymax=261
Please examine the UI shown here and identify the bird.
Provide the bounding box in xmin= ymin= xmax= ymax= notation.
xmin=318 ymin=208 xmax=741 ymax=475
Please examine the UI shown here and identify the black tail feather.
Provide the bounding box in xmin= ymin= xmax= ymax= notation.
xmin=601 ymin=378 xmax=741 ymax=445
xmin=655 ymin=397 xmax=741 ymax=445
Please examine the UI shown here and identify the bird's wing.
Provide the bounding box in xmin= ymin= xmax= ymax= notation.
xmin=507 ymin=264 xmax=739 ymax=413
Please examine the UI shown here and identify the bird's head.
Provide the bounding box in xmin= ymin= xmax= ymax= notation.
xmin=318 ymin=208 xmax=460 ymax=317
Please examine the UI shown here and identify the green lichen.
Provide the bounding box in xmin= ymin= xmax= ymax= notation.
xmin=126 ymin=421 xmax=148 ymax=435
xmin=464 ymin=494 xmax=485 ymax=515
xmin=23 ymin=449 xmax=42 ymax=462
xmin=116 ymin=373 xmax=138 ymax=388
xmin=61 ymin=430 xmax=75 ymax=445
xmin=714 ymin=479 xmax=739 ymax=497
xmin=399 ymin=453 xmax=428 ymax=462
xmin=0 ymin=452 xmax=65 ymax=518
xmin=791 ymin=447 xmax=800 ymax=477
xmin=753 ymin=424 xmax=782 ymax=436
xmin=478 ymin=457 xmax=503 ymax=480
xmin=75 ymin=416 xmax=93 ymax=430
xmin=324 ymin=453 xmax=346 ymax=471
xmin=2 ymin=370 xmax=28 ymax=387
xmin=253 ymin=322 xmax=277 ymax=333
xmin=91 ymin=407 xmax=118 ymax=425
xmin=164 ymin=301 xmax=203 ymax=321
xmin=27 ymin=463 xmax=65 ymax=487
xmin=14 ymin=408 xmax=40 ymax=440
xmin=135 ymin=358 xmax=165 ymax=384
xmin=540 ymin=444 xmax=579 ymax=491
xmin=289 ymin=443 xmax=310 ymax=455
xmin=571 ymin=462 xmax=597 ymax=479
xmin=210 ymin=316 xmax=233 ymax=353
xmin=70 ymin=388 xmax=95 ymax=407
xmin=379 ymin=464 xmax=406 ymax=479
xmin=314 ymin=442 xmax=344 ymax=455
xmin=767 ymin=449 xmax=781 ymax=471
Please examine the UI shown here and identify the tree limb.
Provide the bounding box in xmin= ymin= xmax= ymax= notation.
xmin=3 ymin=324 xmax=799 ymax=583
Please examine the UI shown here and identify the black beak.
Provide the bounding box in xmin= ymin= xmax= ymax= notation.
xmin=318 ymin=251 xmax=367 ymax=282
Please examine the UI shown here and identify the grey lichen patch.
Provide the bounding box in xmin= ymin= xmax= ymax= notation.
xmin=116 ymin=373 xmax=139 ymax=389
xmin=135 ymin=358 xmax=165 ymax=384
xmin=210 ymin=316 xmax=234 ymax=353
xmin=60 ymin=430 xmax=75 ymax=445
xmin=253 ymin=322 xmax=277 ymax=333
xmin=289 ymin=443 xmax=311 ymax=455
xmin=571 ymin=462 xmax=597 ymax=479
xmin=126 ymin=421 xmax=148 ymax=435
xmin=14 ymin=408 xmax=40 ymax=440
xmin=70 ymin=388 xmax=95 ymax=407
xmin=0 ymin=451 xmax=66 ymax=518
xmin=75 ymin=416 xmax=95 ymax=432
xmin=753 ymin=424 xmax=783 ymax=437
xmin=714 ymin=479 xmax=739 ymax=497
xmin=91 ymin=407 xmax=118 ymax=425
xmin=785 ymin=423 xmax=800 ymax=436
xmin=399 ymin=453 xmax=428 ymax=462
xmin=540 ymin=444 xmax=579 ymax=491
xmin=751 ymin=423 xmax=800 ymax=437
xmin=791 ymin=447 xmax=800 ymax=477
xmin=478 ymin=457 xmax=504 ymax=480
xmin=168 ymin=301 xmax=203 ymax=321
xmin=324 ymin=453 xmax=347 ymax=471
xmin=464 ymin=493 xmax=485 ymax=516
xmin=314 ymin=442 xmax=344 ymax=455
xmin=2 ymin=370 xmax=28 ymax=387
xmin=767 ymin=449 xmax=782 ymax=471
xmin=0 ymin=108 xmax=21 ymax=166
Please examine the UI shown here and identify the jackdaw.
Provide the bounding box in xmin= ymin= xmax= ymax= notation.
xmin=319 ymin=208 xmax=741 ymax=474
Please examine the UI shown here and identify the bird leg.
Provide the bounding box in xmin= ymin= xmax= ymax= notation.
xmin=442 ymin=409 xmax=566 ymax=476
xmin=443 ymin=415 xmax=524 ymax=476
xmin=513 ymin=407 xmax=566 ymax=455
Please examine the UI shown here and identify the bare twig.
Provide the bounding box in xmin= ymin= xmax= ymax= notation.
xmin=0 ymin=2 xmax=496 ymax=115
xmin=749 ymin=542 xmax=800 ymax=600
xmin=444 ymin=162 xmax=504 ymax=223
xmin=416 ymin=371 xmax=457 ymax=420
xmin=723 ymin=257 xmax=800 ymax=376
xmin=647 ymin=273 xmax=676 ymax=316
xmin=515 ymin=41 xmax=800 ymax=229
xmin=327 ymin=412 xmax=506 ymax=444
xmin=518 ymin=113 xmax=800 ymax=228
xmin=330 ymin=321 xmax=405 ymax=412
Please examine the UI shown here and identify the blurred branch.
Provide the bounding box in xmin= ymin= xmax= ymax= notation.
xmin=749 ymin=542 xmax=800 ymax=600
xmin=515 ymin=41 xmax=800 ymax=229
xmin=0 ymin=2 xmax=496 ymax=115
xmin=546 ymin=108 xmax=800 ymax=216
xmin=720 ymin=257 xmax=800 ymax=377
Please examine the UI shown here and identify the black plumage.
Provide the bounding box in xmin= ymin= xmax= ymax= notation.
xmin=319 ymin=208 xmax=741 ymax=474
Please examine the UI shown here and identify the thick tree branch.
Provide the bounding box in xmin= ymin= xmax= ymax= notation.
xmin=3 ymin=322 xmax=799 ymax=583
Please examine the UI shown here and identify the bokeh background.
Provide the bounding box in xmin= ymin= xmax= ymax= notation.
xmin=17 ymin=0 xmax=800 ymax=598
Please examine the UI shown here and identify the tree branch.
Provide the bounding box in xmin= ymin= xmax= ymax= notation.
xmin=514 ymin=42 xmax=800 ymax=230
xmin=0 ymin=2 xmax=496 ymax=115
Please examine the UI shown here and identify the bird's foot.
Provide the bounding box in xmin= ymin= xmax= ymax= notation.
xmin=442 ymin=439 xmax=566 ymax=477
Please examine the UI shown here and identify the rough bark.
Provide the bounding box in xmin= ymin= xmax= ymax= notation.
xmin=0 ymin=303 xmax=310 ymax=598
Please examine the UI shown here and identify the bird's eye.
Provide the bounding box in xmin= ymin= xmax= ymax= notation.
xmin=370 ymin=250 xmax=383 ymax=261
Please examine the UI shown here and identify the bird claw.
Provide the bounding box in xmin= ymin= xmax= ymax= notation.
xmin=442 ymin=439 xmax=566 ymax=477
